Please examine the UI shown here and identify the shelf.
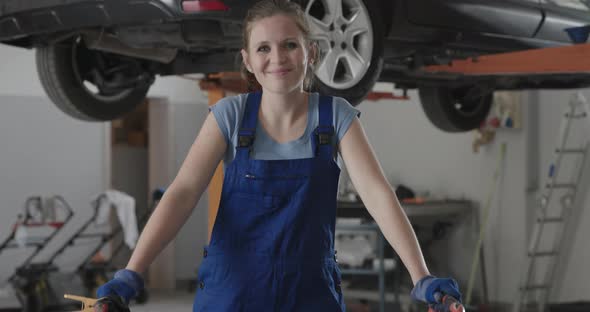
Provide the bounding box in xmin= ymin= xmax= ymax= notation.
xmin=335 ymin=222 xmax=389 ymax=312
xmin=336 ymin=223 xmax=379 ymax=231
xmin=337 ymin=199 xmax=472 ymax=222
xmin=342 ymin=288 xmax=412 ymax=305
xmin=341 ymin=268 xmax=382 ymax=275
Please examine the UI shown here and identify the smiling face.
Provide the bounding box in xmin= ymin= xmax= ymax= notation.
xmin=241 ymin=14 xmax=311 ymax=94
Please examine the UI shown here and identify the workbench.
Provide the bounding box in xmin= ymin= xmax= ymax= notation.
xmin=336 ymin=199 xmax=473 ymax=312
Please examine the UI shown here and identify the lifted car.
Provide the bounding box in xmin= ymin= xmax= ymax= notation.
xmin=1 ymin=0 xmax=590 ymax=131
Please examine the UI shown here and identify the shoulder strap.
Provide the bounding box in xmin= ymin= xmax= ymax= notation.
xmin=236 ymin=92 xmax=261 ymax=161
xmin=313 ymin=95 xmax=335 ymax=160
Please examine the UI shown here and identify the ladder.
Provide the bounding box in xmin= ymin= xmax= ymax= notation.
xmin=513 ymin=92 xmax=590 ymax=312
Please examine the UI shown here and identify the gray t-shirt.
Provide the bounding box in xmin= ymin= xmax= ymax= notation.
xmin=210 ymin=92 xmax=360 ymax=168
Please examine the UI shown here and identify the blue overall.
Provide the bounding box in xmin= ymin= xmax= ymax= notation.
xmin=193 ymin=92 xmax=345 ymax=312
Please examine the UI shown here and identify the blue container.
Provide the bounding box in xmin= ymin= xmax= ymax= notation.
xmin=564 ymin=25 xmax=590 ymax=44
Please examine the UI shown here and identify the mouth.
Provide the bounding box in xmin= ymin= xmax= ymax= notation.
xmin=268 ymin=69 xmax=292 ymax=75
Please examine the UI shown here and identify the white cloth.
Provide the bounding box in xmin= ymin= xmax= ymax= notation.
xmin=94 ymin=190 xmax=139 ymax=249
xmin=14 ymin=226 xmax=28 ymax=248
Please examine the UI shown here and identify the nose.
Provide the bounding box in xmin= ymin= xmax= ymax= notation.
xmin=270 ymin=46 xmax=287 ymax=64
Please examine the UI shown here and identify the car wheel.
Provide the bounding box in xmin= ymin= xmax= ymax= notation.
xmin=36 ymin=36 xmax=154 ymax=121
xmin=297 ymin=0 xmax=384 ymax=106
xmin=418 ymin=86 xmax=493 ymax=132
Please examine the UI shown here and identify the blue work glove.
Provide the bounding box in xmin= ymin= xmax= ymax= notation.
xmin=96 ymin=269 xmax=144 ymax=304
xmin=411 ymin=275 xmax=462 ymax=304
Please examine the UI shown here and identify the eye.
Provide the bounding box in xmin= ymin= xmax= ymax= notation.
xmin=285 ymin=41 xmax=298 ymax=49
xmin=257 ymin=45 xmax=270 ymax=53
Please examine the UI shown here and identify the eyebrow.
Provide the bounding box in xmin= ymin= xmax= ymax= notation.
xmin=254 ymin=38 xmax=298 ymax=46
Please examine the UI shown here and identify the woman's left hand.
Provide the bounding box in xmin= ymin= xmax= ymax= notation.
xmin=410 ymin=275 xmax=462 ymax=304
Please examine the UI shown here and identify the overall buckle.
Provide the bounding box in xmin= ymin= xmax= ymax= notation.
xmin=238 ymin=135 xmax=255 ymax=148
xmin=315 ymin=126 xmax=334 ymax=145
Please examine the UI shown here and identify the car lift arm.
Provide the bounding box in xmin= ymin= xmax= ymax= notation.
xmin=423 ymin=43 xmax=590 ymax=75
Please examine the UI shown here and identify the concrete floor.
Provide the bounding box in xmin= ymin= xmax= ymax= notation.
xmin=0 ymin=287 xmax=416 ymax=312
xmin=131 ymin=290 xmax=194 ymax=312
xmin=130 ymin=289 xmax=415 ymax=312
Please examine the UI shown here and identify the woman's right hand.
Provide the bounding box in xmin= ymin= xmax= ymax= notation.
xmin=96 ymin=269 xmax=144 ymax=304
xmin=94 ymin=295 xmax=131 ymax=312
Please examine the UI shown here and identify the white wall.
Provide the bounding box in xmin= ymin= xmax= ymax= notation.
xmin=355 ymin=87 xmax=589 ymax=304
xmin=0 ymin=44 xmax=210 ymax=282
xmin=355 ymin=90 xmax=529 ymax=303
xmin=0 ymin=95 xmax=107 ymax=279
xmin=0 ymin=47 xmax=45 ymax=97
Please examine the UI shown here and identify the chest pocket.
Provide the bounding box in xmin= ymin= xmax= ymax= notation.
xmin=221 ymin=191 xmax=286 ymax=251
xmin=232 ymin=192 xmax=281 ymax=214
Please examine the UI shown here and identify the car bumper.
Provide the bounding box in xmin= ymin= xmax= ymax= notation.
xmin=0 ymin=0 xmax=245 ymax=43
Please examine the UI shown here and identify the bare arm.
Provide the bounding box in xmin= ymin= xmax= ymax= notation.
xmin=126 ymin=112 xmax=227 ymax=274
xmin=339 ymin=118 xmax=430 ymax=284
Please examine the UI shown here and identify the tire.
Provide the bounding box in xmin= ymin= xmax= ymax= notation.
xmin=298 ymin=0 xmax=384 ymax=106
xmin=36 ymin=37 xmax=153 ymax=121
xmin=82 ymin=269 xmax=108 ymax=297
xmin=22 ymin=294 xmax=42 ymax=312
xmin=15 ymin=286 xmax=42 ymax=312
xmin=418 ymin=86 xmax=493 ymax=132
xmin=135 ymin=288 xmax=149 ymax=304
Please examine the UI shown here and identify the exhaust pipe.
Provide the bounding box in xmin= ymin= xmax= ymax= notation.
xmin=82 ymin=30 xmax=177 ymax=64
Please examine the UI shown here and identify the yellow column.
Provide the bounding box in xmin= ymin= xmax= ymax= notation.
xmin=200 ymin=73 xmax=248 ymax=242
xmin=199 ymin=80 xmax=225 ymax=242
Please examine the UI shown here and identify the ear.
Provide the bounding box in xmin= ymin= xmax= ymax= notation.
xmin=241 ymin=49 xmax=253 ymax=73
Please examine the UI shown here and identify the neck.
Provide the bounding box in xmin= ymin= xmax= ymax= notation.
xmin=259 ymin=89 xmax=308 ymax=124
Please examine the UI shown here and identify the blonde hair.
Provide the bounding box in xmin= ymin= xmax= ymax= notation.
xmin=241 ymin=0 xmax=317 ymax=91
